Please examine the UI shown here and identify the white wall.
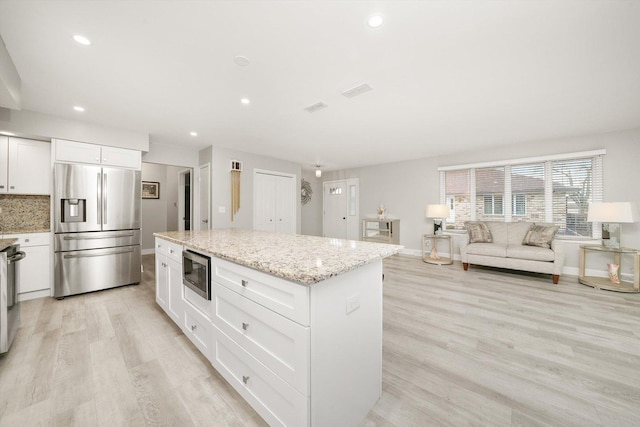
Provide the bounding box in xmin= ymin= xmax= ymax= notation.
xmin=0 ymin=108 xmax=149 ymax=150
xmin=200 ymin=146 xmax=302 ymax=233
xmin=141 ymin=163 xmax=168 ymax=252
xmin=301 ymin=169 xmax=324 ymax=236
xmin=142 ymin=142 xmax=199 ymax=168
xmin=320 ymin=128 xmax=640 ymax=276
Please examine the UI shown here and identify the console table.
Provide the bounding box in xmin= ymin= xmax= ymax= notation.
xmin=578 ymin=245 xmax=640 ymax=293
xmin=362 ymin=219 xmax=400 ymax=244
xmin=422 ymin=234 xmax=453 ymax=265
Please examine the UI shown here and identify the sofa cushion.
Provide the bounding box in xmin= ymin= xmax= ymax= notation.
xmin=465 ymin=221 xmax=493 ymax=243
xmin=507 ymin=222 xmax=535 ymax=246
xmin=506 ymin=244 xmax=555 ymax=262
xmin=486 ymin=221 xmax=508 ymax=245
xmin=466 ymin=243 xmax=507 ymax=257
xmin=522 ymin=224 xmax=559 ymax=249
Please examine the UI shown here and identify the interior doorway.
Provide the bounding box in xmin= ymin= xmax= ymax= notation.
xmin=179 ymin=169 xmax=191 ymax=231
xmin=199 ymin=163 xmax=211 ymax=230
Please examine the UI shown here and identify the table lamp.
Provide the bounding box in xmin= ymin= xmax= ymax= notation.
xmin=426 ymin=204 xmax=450 ymax=236
xmin=587 ymin=202 xmax=638 ymax=249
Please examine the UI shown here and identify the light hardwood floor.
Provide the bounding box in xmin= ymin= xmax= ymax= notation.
xmin=1 ymin=254 xmax=639 ymax=426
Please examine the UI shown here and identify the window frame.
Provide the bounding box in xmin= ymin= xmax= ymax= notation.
xmin=439 ymin=150 xmax=605 ymax=239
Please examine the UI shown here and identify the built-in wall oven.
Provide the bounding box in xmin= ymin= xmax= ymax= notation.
xmin=182 ymin=250 xmax=211 ymax=300
xmin=1 ymin=244 xmax=26 ymax=354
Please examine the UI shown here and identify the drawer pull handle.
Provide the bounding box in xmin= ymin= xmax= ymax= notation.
xmin=169 ymin=249 xmax=174 ymax=254
xmin=241 ymin=279 xmax=248 ymax=287
xmin=191 ymin=324 xmax=197 ymax=331
xmin=242 ymin=322 xmax=249 ymax=331
xmin=242 ymin=375 xmax=250 ymax=384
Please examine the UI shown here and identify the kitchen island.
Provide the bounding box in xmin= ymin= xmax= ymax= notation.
xmin=153 ymin=228 xmax=402 ymax=427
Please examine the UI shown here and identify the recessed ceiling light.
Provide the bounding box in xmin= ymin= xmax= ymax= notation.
xmin=73 ymin=34 xmax=91 ymax=46
xmin=368 ymin=14 xmax=384 ymax=28
xmin=73 ymin=106 xmax=85 ymax=112
xmin=190 ymin=131 xmax=198 ymax=136
xmin=241 ymin=98 xmax=250 ymax=105
xmin=0 ymin=131 xmax=15 ymax=136
xmin=233 ymin=56 xmax=250 ymax=66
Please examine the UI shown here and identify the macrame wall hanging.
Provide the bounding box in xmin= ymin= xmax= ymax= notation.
xmin=230 ymin=160 xmax=242 ymax=221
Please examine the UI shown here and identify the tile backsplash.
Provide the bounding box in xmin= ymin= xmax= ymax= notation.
xmin=0 ymin=195 xmax=51 ymax=232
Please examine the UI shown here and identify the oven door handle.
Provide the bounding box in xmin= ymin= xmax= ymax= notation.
xmin=63 ymin=248 xmax=134 ymax=259
xmin=7 ymin=251 xmax=26 ymax=264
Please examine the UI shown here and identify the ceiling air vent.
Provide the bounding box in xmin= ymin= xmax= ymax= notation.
xmin=304 ymin=101 xmax=328 ymax=113
xmin=341 ymin=83 xmax=373 ymax=98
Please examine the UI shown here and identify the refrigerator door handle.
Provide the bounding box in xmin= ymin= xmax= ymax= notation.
xmin=63 ymin=248 xmax=134 ymax=259
xmin=97 ymin=172 xmax=102 ymax=225
xmin=103 ymin=173 xmax=108 ymax=225
xmin=63 ymin=232 xmax=135 ymax=240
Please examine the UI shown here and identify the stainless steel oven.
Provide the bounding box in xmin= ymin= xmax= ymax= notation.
xmin=182 ymin=250 xmax=211 ymax=300
xmin=1 ymin=244 xmax=26 ymax=354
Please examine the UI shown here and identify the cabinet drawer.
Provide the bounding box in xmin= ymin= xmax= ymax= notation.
xmin=213 ymin=283 xmax=309 ymax=396
xmin=165 ymin=240 xmax=182 ymax=263
xmin=156 ymin=238 xmax=182 ymax=262
xmin=212 ymin=257 xmax=309 ymax=326
xmin=211 ymin=326 xmax=308 ymax=427
xmin=155 ymin=238 xmax=168 ymax=256
xmin=5 ymin=233 xmax=50 ymax=247
xmin=183 ymin=302 xmax=211 ymax=359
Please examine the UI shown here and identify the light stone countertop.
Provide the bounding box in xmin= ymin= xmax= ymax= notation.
xmin=154 ymin=228 xmax=403 ymax=285
xmin=2 ymin=228 xmax=51 ymax=235
xmin=0 ymin=238 xmax=19 ymax=252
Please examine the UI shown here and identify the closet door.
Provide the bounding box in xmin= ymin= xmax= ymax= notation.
xmin=275 ymin=175 xmax=295 ymax=234
xmin=254 ymin=173 xmax=276 ymax=232
xmin=254 ymin=172 xmax=296 ymax=234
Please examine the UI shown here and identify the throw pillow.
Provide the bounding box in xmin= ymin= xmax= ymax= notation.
xmin=522 ymin=224 xmax=559 ymax=249
xmin=465 ymin=221 xmax=493 ymax=243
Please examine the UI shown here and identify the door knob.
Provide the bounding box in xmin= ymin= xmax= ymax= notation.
xmin=202 ymin=219 xmax=208 ymax=223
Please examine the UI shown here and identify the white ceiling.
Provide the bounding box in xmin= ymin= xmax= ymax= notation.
xmin=1 ymin=1 xmax=639 ymax=170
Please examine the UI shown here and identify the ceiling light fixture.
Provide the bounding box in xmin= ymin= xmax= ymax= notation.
xmin=0 ymin=131 xmax=15 ymax=136
xmin=73 ymin=106 xmax=85 ymax=112
xmin=73 ymin=34 xmax=91 ymax=46
xmin=241 ymin=98 xmax=250 ymax=105
xmin=368 ymin=14 xmax=384 ymax=28
xmin=233 ymin=56 xmax=250 ymax=66
xmin=190 ymin=131 xmax=198 ymax=136
xmin=315 ymin=165 xmax=322 ymax=178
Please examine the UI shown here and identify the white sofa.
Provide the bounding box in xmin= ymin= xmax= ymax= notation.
xmin=460 ymin=221 xmax=565 ymax=284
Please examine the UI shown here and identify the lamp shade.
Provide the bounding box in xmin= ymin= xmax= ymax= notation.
xmin=426 ymin=204 xmax=450 ymax=218
xmin=587 ymin=202 xmax=638 ymax=223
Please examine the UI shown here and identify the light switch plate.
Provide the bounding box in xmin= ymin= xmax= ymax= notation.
xmin=218 ymin=206 xmax=226 ymax=213
xmin=346 ymin=293 xmax=360 ymax=314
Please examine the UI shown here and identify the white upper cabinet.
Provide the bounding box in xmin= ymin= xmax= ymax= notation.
xmin=54 ymin=138 xmax=141 ymax=169
xmin=0 ymin=136 xmax=51 ymax=195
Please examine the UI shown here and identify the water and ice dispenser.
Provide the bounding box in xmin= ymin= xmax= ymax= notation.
xmin=61 ymin=198 xmax=86 ymax=223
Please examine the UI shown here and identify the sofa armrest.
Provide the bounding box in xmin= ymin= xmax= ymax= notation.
xmin=460 ymin=233 xmax=470 ymax=262
xmin=551 ymin=239 xmax=566 ymax=275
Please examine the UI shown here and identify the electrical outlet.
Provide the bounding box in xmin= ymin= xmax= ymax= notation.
xmin=218 ymin=206 xmax=226 ymax=213
xmin=346 ymin=294 xmax=360 ymax=314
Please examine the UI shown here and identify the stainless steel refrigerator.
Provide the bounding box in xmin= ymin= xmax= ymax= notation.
xmin=53 ymin=163 xmax=141 ymax=298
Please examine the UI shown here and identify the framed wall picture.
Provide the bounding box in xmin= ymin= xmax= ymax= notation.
xmin=142 ymin=181 xmax=160 ymax=199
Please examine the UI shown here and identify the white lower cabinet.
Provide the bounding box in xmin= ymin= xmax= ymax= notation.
xmin=5 ymin=233 xmax=52 ymax=301
xmin=154 ymin=238 xmax=183 ymax=324
xmin=211 ymin=325 xmax=308 ymax=427
xmin=155 ymin=236 xmax=383 ymax=427
xmin=183 ymin=299 xmax=212 ymax=359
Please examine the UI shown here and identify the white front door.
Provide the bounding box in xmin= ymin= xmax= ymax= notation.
xmin=323 ymin=181 xmax=348 ymax=238
xmin=199 ymin=164 xmax=210 ymax=230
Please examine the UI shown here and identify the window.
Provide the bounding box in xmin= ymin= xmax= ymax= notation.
xmin=484 ymin=195 xmax=504 ymax=215
xmin=512 ymin=194 xmax=526 ymax=216
xmin=439 ymin=150 xmax=604 ymax=238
